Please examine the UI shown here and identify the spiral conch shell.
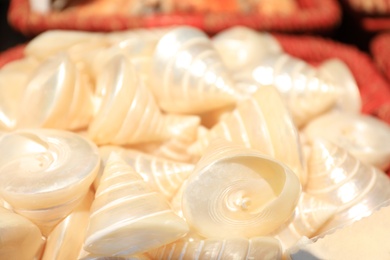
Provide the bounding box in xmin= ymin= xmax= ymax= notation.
xmin=88 ymin=54 xmax=200 ymax=145
xmin=189 ymin=86 xmax=306 ymax=185
xmin=151 ymin=26 xmax=237 ymax=114
xmin=0 ymin=129 xmax=100 ymax=235
xmin=98 ymin=146 xmax=195 ymax=200
xmin=303 ymin=111 xmax=390 ymax=171
xmin=182 ymin=139 xmax=301 ymax=239
xmin=83 ymin=152 xmax=189 ymax=256
xmin=306 ymin=139 xmax=390 ymax=233
xmin=149 ymin=236 xmax=282 ymax=260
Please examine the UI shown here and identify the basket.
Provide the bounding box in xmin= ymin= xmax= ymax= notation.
xmin=371 ymin=32 xmax=390 ymax=83
xmin=7 ymin=0 xmax=342 ymax=36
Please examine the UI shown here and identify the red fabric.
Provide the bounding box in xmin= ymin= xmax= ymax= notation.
xmin=0 ymin=44 xmax=25 ymax=68
xmin=7 ymin=0 xmax=341 ymax=36
xmin=371 ymin=33 xmax=390 ymax=83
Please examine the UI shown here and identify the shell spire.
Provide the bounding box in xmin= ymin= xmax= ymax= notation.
xmin=83 ymin=152 xmax=189 ymax=256
xmin=151 ymin=26 xmax=237 ymax=114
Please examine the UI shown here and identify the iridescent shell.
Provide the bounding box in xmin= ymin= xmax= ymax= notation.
xmin=0 ymin=207 xmax=45 ymax=260
xmin=188 ymin=86 xmax=307 ymax=185
xmin=273 ymin=192 xmax=338 ymax=251
xmin=88 ymin=54 xmax=201 ymax=145
xmin=98 ymin=146 xmax=195 ymax=200
xmin=42 ymin=190 xmax=94 ymax=260
xmin=0 ymin=129 xmax=100 ymax=235
xmin=151 ymin=26 xmax=237 ymax=114
xmin=149 ymin=236 xmax=282 ymax=260
xmin=303 ymin=111 xmax=390 ymax=170
xmin=212 ymin=26 xmax=282 ymax=71
xmin=17 ymin=53 xmax=94 ymax=130
xmin=83 ymin=153 xmax=189 ymax=256
xmin=182 ymin=139 xmax=301 ymax=238
xmin=306 ymin=139 xmax=390 ymax=234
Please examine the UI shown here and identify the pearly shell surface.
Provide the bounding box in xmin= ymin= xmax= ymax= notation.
xmin=303 ymin=111 xmax=390 ymax=170
xmin=182 ymin=139 xmax=301 ymax=239
xmin=0 ymin=128 xmax=100 ymax=235
xmin=149 ymin=236 xmax=282 ymax=260
xmin=84 ymin=153 xmax=189 ymax=256
xmin=151 ymin=26 xmax=237 ymax=114
xmin=306 ymin=139 xmax=390 ymax=234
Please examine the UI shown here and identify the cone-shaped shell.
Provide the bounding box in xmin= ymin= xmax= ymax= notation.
xmin=88 ymin=54 xmax=200 ymax=145
xmin=151 ymin=26 xmax=237 ymax=114
xmin=17 ymin=53 xmax=94 ymax=130
xmin=98 ymin=146 xmax=194 ymax=199
xmin=189 ymin=86 xmax=306 ymax=185
xmin=273 ymin=192 xmax=338 ymax=251
xmin=0 ymin=129 xmax=100 ymax=235
xmin=233 ymin=53 xmax=341 ymax=127
xmin=303 ymin=111 xmax=390 ymax=171
xmin=149 ymin=236 xmax=282 ymax=260
xmin=84 ymin=152 xmax=189 ymax=256
xmin=0 ymin=207 xmax=45 ymax=260
xmin=306 ymin=139 xmax=390 ymax=233
xmin=42 ymin=189 xmax=94 ymax=260
xmin=182 ymin=139 xmax=301 ymax=238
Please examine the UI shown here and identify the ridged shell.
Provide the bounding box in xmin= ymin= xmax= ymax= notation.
xmin=306 ymin=139 xmax=390 ymax=234
xmin=42 ymin=189 xmax=94 ymax=260
xmin=17 ymin=53 xmax=94 ymax=130
xmin=88 ymin=54 xmax=200 ymax=145
xmin=303 ymin=111 xmax=390 ymax=170
xmin=98 ymin=146 xmax=195 ymax=200
xmin=0 ymin=207 xmax=45 ymax=260
xmin=149 ymin=236 xmax=282 ymax=260
xmin=188 ymin=86 xmax=306 ymax=185
xmin=0 ymin=129 xmax=100 ymax=235
xmin=83 ymin=152 xmax=189 ymax=256
xmin=233 ymin=53 xmax=342 ymax=127
xmin=151 ymin=26 xmax=237 ymax=114
xmin=79 ymin=252 xmax=151 ymax=260
xmin=273 ymin=192 xmax=338 ymax=251
xmin=212 ymin=26 xmax=282 ymax=71
xmin=182 ymin=139 xmax=301 ymax=238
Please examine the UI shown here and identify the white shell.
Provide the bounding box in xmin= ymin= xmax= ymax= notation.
xmin=151 ymin=26 xmax=237 ymax=114
xmin=306 ymin=139 xmax=390 ymax=234
xmin=182 ymin=139 xmax=301 ymax=238
xmin=0 ymin=129 xmax=100 ymax=235
xmin=98 ymin=146 xmax=195 ymax=199
xmin=83 ymin=153 xmax=189 ymax=256
xmin=149 ymin=236 xmax=282 ymax=260
xmin=303 ymin=111 xmax=390 ymax=170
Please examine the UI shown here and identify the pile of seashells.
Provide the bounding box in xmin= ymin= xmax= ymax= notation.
xmin=1 ymin=25 xmax=390 ymax=260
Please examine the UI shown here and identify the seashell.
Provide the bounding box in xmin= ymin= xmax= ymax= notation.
xmin=182 ymin=139 xmax=301 ymax=239
xmin=17 ymin=53 xmax=94 ymax=130
xmin=98 ymin=145 xmax=195 ymax=199
xmin=0 ymin=207 xmax=45 ymax=260
xmin=305 ymin=139 xmax=390 ymax=234
xmin=148 ymin=236 xmax=282 ymax=260
xmin=188 ymin=86 xmax=307 ymax=185
xmin=303 ymin=111 xmax=390 ymax=171
xmin=42 ymin=189 xmax=94 ymax=260
xmin=0 ymin=128 xmax=100 ymax=235
xmin=83 ymin=152 xmax=189 ymax=256
xmin=151 ymin=26 xmax=237 ymax=114
xmin=212 ymin=26 xmax=282 ymax=71
xmin=272 ymin=192 xmax=338 ymax=251
xmin=233 ymin=53 xmax=343 ymax=127
xmin=88 ymin=54 xmax=201 ymax=145
xmin=79 ymin=252 xmax=152 ymax=260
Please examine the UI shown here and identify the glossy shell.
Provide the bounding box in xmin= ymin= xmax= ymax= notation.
xmin=83 ymin=153 xmax=189 ymax=256
xmin=0 ymin=128 xmax=100 ymax=235
xmin=182 ymin=139 xmax=301 ymax=238
xmin=151 ymin=26 xmax=237 ymax=114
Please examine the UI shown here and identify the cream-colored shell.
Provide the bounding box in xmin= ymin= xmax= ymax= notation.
xmin=182 ymin=139 xmax=301 ymax=238
xmin=84 ymin=152 xmax=189 ymax=256
xmin=0 ymin=129 xmax=100 ymax=235
xmin=151 ymin=26 xmax=237 ymax=114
